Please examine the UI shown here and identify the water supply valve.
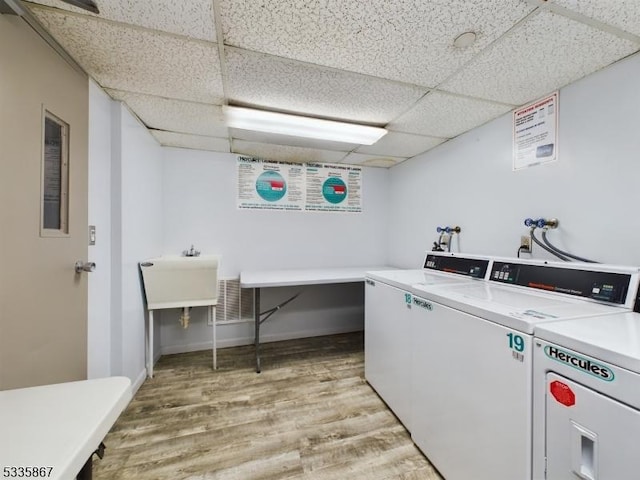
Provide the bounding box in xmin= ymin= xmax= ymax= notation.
xmin=433 ymin=225 xmax=461 ymax=252
xmin=437 ymin=226 xmax=461 ymax=234
xmin=524 ymin=218 xmax=559 ymax=229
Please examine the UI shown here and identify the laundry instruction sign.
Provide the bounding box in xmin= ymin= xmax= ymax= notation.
xmin=237 ymin=156 xmax=362 ymax=213
xmin=306 ymin=163 xmax=362 ymax=213
xmin=237 ymin=156 xmax=305 ymax=211
xmin=513 ymin=92 xmax=558 ymax=170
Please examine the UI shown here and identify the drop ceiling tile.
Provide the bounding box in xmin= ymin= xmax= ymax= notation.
xmin=550 ymin=0 xmax=640 ymax=37
xmin=231 ymin=140 xmax=347 ymax=164
xmin=226 ymin=47 xmax=427 ymax=124
xmin=106 ymin=90 xmax=227 ymax=137
xmin=220 ymin=0 xmax=536 ymax=87
xmin=30 ymin=9 xmax=223 ymax=103
xmin=442 ymin=10 xmax=639 ymax=105
xmin=25 ymin=0 xmax=216 ymax=41
xmin=151 ymin=131 xmax=230 ymax=152
xmin=341 ymin=153 xmax=407 ymax=169
xmin=388 ymin=91 xmax=512 ymax=138
xmin=356 ymin=131 xmax=446 ymax=157
xmin=230 ymin=128 xmax=358 ymax=152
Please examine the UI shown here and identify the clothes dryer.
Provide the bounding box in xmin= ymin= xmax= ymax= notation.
xmin=365 ymin=252 xmax=490 ymax=431
xmin=533 ymin=312 xmax=640 ymax=480
xmin=408 ymin=260 xmax=639 ymax=480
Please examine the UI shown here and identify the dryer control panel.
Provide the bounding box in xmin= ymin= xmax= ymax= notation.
xmin=424 ymin=254 xmax=489 ymax=279
xmin=489 ymin=261 xmax=631 ymax=305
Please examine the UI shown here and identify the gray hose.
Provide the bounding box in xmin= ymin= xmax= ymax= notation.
xmin=541 ymin=230 xmax=598 ymax=263
xmin=531 ymin=229 xmax=571 ymax=261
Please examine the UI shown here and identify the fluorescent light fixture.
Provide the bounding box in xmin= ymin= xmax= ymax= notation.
xmin=223 ymin=106 xmax=387 ymax=145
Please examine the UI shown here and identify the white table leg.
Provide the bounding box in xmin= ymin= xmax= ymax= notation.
xmin=147 ymin=310 xmax=154 ymax=378
xmin=211 ymin=305 xmax=217 ymax=370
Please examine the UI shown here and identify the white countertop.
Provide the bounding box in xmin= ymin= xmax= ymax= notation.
xmin=0 ymin=376 xmax=132 ymax=480
xmin=240 ymin=266 xmax=395 ymax=288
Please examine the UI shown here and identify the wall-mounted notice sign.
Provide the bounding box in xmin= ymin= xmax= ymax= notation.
xmin=237 ymin=156 xmax=362 ymax=213
xmin=237 ymin=156 xmax=305 ymax=211
xmin=513 ymin=92 xmax=558 ymax=170
xmin=306 ymin=163 xmax=362 ymax=213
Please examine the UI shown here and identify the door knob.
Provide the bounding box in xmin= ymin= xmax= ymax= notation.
xmin=75 ymin=261 xmax=96 ymax=273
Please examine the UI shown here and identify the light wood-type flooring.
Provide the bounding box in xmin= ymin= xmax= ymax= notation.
xmin=94 ymin=332 xmax=442 ymax=480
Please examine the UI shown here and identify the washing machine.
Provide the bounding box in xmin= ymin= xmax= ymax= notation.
xmin=533 ymin=312 xmax=640 ymax=480
xmin=365 ymin=252 xmax=491 ymax=431
xmin=408 ymin=259 xmax=640 ymax=480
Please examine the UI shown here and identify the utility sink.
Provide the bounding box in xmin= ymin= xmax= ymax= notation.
xmin=140 ymin=255 xmax=219 ymax=310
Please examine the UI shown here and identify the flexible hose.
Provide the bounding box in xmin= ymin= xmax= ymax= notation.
xmin=531 ymin=228 xmax=571 ymax=261
xmin=541 ymin=230 xmax=598 ymax=263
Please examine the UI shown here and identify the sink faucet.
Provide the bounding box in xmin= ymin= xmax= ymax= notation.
xmin=183 ymin=245 xmax=201 ymax=257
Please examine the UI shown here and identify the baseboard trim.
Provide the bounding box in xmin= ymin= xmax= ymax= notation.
xmin=131 ymin=368 xmax=146 ymax=394
xmin=159 ymin=325 xmax=363 ymax=356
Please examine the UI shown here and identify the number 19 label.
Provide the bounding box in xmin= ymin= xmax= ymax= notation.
xmin=507 ymin=333 xmax=525 ymax=352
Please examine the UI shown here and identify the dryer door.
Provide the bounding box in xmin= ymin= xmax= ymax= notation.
xmin=545 ymin=373 xmax=640 ymax=479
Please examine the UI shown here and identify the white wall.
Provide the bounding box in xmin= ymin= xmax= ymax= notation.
xmin=110 ymin=103 xmax=164 ymax=388
xmin=389 ymin=52 xmax=640 ymax=268
xmin=162 ymin=149 xmax=389 ymax=274
xmin=87 ymin=80 xmax=112 ymax=379
xmin=120 ymin=104 xmax=164 ymax=386
xmin=88 ymin=50 xmax=640 ymax=376
xmin=159 ymin=148 xmax=389 ymax=353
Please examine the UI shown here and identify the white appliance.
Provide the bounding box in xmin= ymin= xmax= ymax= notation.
xmin=365 ymin=252 xmax=491 ymax=431
xmin=408 ymin=259 xmax=639 ymax=480
xmin=533 ymin=312 xmax=640 ymax=480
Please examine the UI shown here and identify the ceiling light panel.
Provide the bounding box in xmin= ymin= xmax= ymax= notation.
xmin=355 ymin=131 xmax=446 ymax=158
xmin=550 ymin=0 xmax=640 ymax=37
xmin=231 ymin=140 xmax=348 ymax=165
xmin=224 ymin=106 xmax=386 ymax=145
xmin=25 ymin=0 xmax=216 ymax=41
xmin=30 ymin=9 xmax=224 ymax=103
xmin=442 ymin=10 xmax=639 ymax=105
xmin=219 ymin=0 xmax=536 ymax=87
xmin=341 ymin=152 xmax=407 ymax=168
xmin=226 ymin=47 xmax=427 ymax=124
xmin=388 ymin=91 xmax=513 ymax=138
xmin=230 ymin=128 xmax=358 ymax=152
xmin=151 ymin=131 xmax=230 ymax=153
xmin=106 ymin=90 xmax=228 ymax=138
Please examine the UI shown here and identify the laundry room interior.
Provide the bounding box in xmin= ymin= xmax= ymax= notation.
xmin=2 ymin=1 xmax=640 ymax=479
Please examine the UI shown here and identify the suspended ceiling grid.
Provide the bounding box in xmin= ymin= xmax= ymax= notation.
xmin=22 ymin=0 xmax=640 ymax=168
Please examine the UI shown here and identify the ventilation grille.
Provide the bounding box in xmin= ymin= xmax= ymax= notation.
xmin=216 ymin=278 xmax=254 ymax=324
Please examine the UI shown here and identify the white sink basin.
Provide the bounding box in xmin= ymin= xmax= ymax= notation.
xmin=140 ymin=255 xmax=219 ymax=309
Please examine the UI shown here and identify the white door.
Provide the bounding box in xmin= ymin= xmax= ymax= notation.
xmin=364 ymin=279 xmax=413 ymax=429
xmin=545 ymin=373 xmax=640 ymax=480
xmin=0 ymin=15 xmax=89 ymax=389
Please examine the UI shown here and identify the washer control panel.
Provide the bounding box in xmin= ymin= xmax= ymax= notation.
xmin=490 ymin=261 xmax=631 ymax=305
xmin=423 ymin=254 xmax=489 ymax=279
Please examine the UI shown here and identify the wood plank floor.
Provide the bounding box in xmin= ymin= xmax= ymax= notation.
xmin=94 ymin=333 xmax=442 ymax=480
